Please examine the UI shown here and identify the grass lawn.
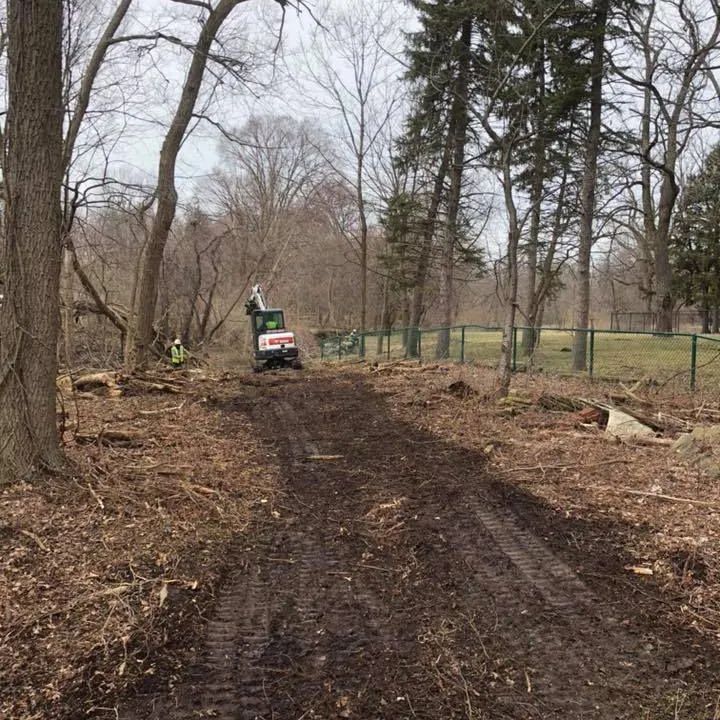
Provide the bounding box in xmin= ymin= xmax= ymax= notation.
xmin=328 ymin=326 xmax=720 ymax=391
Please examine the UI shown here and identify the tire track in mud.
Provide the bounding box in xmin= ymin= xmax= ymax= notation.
xmin=133 ymin=547 xmax=275 ymax=720
xmin=258 ymin=398 xmax=413 ymax=718
xmin=123 ymin=372 xmax=720 ymax=719
xmin=266 ymin=384 xmax=615 ymax=716
xmin=445 ymin=492 xmax=635 ymax=717
xmin=276 ymin=375 xmax=718 ymax=718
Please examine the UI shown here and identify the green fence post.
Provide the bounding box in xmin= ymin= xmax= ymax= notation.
xmin=460 ymin=326 xmax=466 ymax=363
xmin=418 ymin=328 xmax=422 ymax=361
xmin=588 ymin=328 xmax=595 ymax=378
xmin=511 ymin=326 xmax=518 ymax=372
xmin=338 ymin=337 xmax=342 ymax=361
xmin=690 ymin=334 xmax=698 ymax=390
xmin=359 ymin=334 xmax=365 ymax=358
xmin=387 ymin=328 xmax=391 ymax=361
xmin=320 ymin=341 xmax=324 ymax=361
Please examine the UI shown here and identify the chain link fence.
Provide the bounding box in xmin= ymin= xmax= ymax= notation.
xmin=320 ymin=325 xmax=720 ymax=391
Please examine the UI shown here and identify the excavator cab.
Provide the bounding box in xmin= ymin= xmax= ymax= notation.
xmin=254 ymin=310 xmax=285 ymax=333
xmin=245 ymin=285 xmax=300 ymax=371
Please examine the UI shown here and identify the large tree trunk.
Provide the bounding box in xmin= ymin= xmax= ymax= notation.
xmin=653 ymin=175 xmax=678 ymax=331
xmin=572 ymin=0 xmax=608 ymax=371
xmin=0 ymin=0 xmax=64 ymax=483
xmin=407 ymin=129 xmax=454 ymax=357
xmin=639 ymin=18 xmax=657 ymax=320
xmin=436 ymin=19 xmax=472 ymax=360
xmin=521 ymin=37 xmax=547 ymax=357
xmin=130 ymin=0 xmax=243 ymax=369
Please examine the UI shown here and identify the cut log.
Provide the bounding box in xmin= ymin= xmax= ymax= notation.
xmin=75 ymin=428 xmax=143 ymax=447
xmin=538 ymin=393 xmax=585 ymax=412
xmin=124 ymin=378 xmax=182 ymax=394
xmin=577 ymin=406 xmax=604 ymax=424
xmin=73 ymin=372 xmax=118 ymax=391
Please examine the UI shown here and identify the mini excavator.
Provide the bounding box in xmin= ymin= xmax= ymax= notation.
xmin=244 ymin=284 xmax=301 ymax=371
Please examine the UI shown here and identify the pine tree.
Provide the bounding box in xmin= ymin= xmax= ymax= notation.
xmin=672 ymin=145 xmax=720 ymax=332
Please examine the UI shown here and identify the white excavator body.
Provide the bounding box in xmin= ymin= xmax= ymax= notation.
xmin=245 ymin=284 xmax=301 ymax=371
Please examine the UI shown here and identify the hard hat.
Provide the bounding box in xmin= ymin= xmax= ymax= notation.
xmin=174 ymin=338 xmax=181 ymax=345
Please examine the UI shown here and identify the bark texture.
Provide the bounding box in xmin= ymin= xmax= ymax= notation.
xmin=572 ymin=0 xmax=608 ymax=371
xmin=407 ymin=134 xmax=453 ymax=357
xmin=436 ymin=19 xmax=472 ymax=360
xmin=496 ymin=143 xmax=521 ymax=396
xmin=0 ymin=0 xmax=64 ymax=482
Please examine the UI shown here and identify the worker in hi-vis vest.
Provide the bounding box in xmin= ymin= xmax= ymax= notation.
xmin=171 ymin=338 xmax=187 ymax=368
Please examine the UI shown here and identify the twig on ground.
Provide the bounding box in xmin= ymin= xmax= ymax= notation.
xmin=138 ymin=401 xmax=186 ymax=416
xmin=597 ymin=486 xmax=720 ymax=509
xmin=20 ymin=529 xmax=48 ymax=551
xmin=499 ymin=458 xmax=632 ymax=473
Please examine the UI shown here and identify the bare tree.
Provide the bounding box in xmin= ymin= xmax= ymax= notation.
xmin=129 ymin=0 xmax=288 ymax=368
xmin=611 ymin=0 xmax=720 ymax=331
xmin=0 ymin=0 xmax=64 ymax=482
xmin=203 ymin=114 xmax=327 ymax=341
xmin=297 ymin=1 xmax=403 ymax=332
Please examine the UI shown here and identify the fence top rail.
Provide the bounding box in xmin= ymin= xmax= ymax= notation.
xmin=319 ymin=324 xmax=720 ymax=353
xmin=322 ymin=324 xmax=720 ymax=341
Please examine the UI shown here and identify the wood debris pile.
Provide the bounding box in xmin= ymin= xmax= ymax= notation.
xmin=58 ymin=369 xmax=189 ymax=399
xmin=1 ymin=376 xmax=279 ymax=720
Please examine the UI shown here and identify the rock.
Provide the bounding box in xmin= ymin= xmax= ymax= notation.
xmin=673 ymin=425 xmax=720 ymax=478
xmin=605 ymin=409 xmax=655 ymax=439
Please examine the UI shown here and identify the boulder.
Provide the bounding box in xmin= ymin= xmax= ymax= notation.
xmin=605 ymin=408 xmax=656 ymax=440
xmin=673 ymin=425 xmax=720 ymax=478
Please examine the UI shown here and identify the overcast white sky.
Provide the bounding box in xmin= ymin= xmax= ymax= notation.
xmin=96 ymin=0 xmax=415 ymax=199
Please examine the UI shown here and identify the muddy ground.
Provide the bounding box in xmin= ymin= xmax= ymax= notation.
xmin=118 ymin=369 xmax=720 ymax=719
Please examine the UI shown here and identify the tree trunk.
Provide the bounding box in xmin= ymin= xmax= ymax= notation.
xmin=496 ymin=144 xmax=521 ymax=396
xmin=130 ymin=0 xmax=243 ymax=369
xmin=357 ymin=152 xmax=369 ymax=333
xmin=572 ymin=0 xmax=608 ymax=371
xmin=436 ymin=18 xmax=472 ymax=360
xmin=653 ymin=176 xmax=678 ymax=331
xmin=639 ymin=5 xmax=657 ymax=321
xmin=376 ymin=274 xmax=391 ymax=356
xmin=61 ymin=248 xmax=75 ymax=369
xmin=407 ymin=110 xmax=455 ymax=357
xmin=521 ymin=37 xmax=547 ymax=357
xmin=0 ymin=0 xmax=64 ymax=483
xmin=701 ymin=293 xmax=711 ymax=334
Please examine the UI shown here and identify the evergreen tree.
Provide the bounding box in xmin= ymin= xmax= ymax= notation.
xmin=672 ymin=145 xmax=720 ymax=333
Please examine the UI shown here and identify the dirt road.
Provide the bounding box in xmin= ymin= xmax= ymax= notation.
xmin=123 ymin=371 xmax=720 ymax=719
